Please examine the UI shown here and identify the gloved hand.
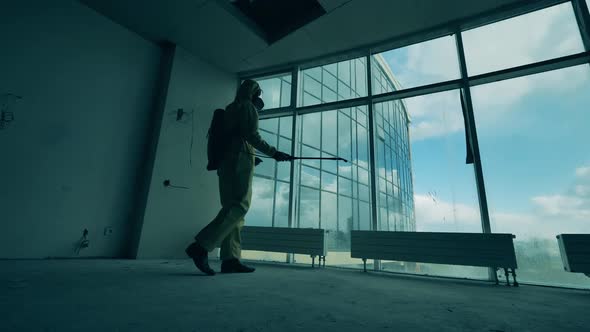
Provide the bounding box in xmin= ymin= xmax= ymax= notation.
xmin=273 ymin=151 xmax=292 ymax=162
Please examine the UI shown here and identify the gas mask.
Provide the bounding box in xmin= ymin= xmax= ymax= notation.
xmin=252 ymin=96 xmax=265 ymax=111
xmin=252 ymin=88 xmax=264 ymax=111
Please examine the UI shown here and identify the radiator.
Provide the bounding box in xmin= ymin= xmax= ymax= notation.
xmin=351 ymin=231 xmax=518 ymax=285
xmin=241 ymin=226 xmax=327 ymax=267
xmin=557 ymin=234 xmax=590 ymax=276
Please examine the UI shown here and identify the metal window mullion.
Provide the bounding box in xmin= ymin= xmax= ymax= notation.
xmin=372 ymin=79 xmax=463 ymax=105
xmin=456 ymin=32 xmax=492 ymax=233
xmin=270 ymin=119 xmax=281 ymax=228
xmin=351 ymin=111 xmax=358 ymax=230
xmin=259 ymin=106 xmax=295 ymax=119
xmin=366 ymin=53 xmax=381 ymax=271
xmin=297 ymin=96 xmax=369 ymax=116
xmin=467 ymin=52 xmax=590 ymax=87
xmin=287 ymin=67 xmax=298 ymax=263
xmin=354 ymin=113 xmax=360 ymax=230
xmin=336 ymin=109 xmax=340 ymax=232
xmin=456 ymin=31 xmax=497 ymax=283
xmin=319 ymin=112 xmax=323 ymax=229
xmin=572 ymin=0 xmax=590 ymax=51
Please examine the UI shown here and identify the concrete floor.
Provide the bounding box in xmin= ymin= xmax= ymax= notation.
xmin=1 ymin=260 xmax=589 ymax=331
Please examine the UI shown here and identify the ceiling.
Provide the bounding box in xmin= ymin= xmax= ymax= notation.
xmin=79 ymin=0 xmax=530 ymax=74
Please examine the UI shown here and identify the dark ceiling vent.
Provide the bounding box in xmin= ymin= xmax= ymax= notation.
xmin=232 ymin=0 xmax=327 ymax=44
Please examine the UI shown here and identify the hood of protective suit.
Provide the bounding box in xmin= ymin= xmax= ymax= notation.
xmin=235 ymin=79 xmax=260 ymax=102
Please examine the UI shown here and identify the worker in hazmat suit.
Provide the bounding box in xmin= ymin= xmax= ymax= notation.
xmin=185 ymin=79 xmax=292 ymax=275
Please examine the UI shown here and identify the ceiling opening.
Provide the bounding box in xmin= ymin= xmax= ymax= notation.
xmin=231 ymin=0 xmax=327 ymax=44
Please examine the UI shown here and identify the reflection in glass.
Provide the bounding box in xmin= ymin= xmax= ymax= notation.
xmin=372 ymin=36 xmax=459 ymax=92
xmin=300 ymin=57 xmax=367 ymax=107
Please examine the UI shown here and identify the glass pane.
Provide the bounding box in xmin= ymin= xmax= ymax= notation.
xmin=471 ymin=65 xmax=590 ymax=288
xmin=322 ymin=111 xmax=338 ymax=154
xmin=462 ymin=3 xmax=584 ymax=76
xmin=321 ymin=151 xmax=338 ymax=174
xmin=259 ymin=117 xmax=278 ymax=132
xmin=322 ymin=171 xmax=337 ymax=192
xmin=280 ymin=80 xmax=291 ymax=107
xmin=255 ymin=73 xmax=292 ymax=110
xmin=274 ymin=181 xmax=290 ymax=227
xmin=301 ymin=165 xmax=320 ymax=188
xmin=279 ymin=116 xmax=292 ymax=138
xmin=338 ymin=111 xmax=352 ymax=163
xmin=301 ymin=145 xmax=321 ymax=168
xmin=372 ymin=35 xmax=459 ymax=92
xmin=248 ymin=177 xmax=275 ymax=227
xmin=359 ymin=201 xmax=371 ymax=230
xmin=302 ymin=112 xmax=321 ymax=147
xmin=374 ymin=90 xmax=486 ymax=279
xmin=298 ymin=187 xmax=319 ymax=228
xmin=338 ymin=177 xmax=352 ymax=196
xmin=299 ymin=57 xmax=367 ymax=107
xmin=321 ymin=191 xmax=338 ymax=230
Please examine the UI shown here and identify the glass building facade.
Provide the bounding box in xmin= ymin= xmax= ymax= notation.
xmin=245 ymin=56 xmax=415 ymax=265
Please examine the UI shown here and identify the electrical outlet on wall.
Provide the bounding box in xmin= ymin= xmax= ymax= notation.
xmin=103 ymin=227 xmax=113 ymax=236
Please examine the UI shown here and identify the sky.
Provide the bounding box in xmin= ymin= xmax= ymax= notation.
xmin=380 ymin=2 xmax=590 ymax=241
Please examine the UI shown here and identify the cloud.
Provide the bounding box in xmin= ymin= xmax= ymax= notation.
xmin=575 ymin=166 xmax=590 ymax=178
xmin=528 ymin=165 xmax=590 ymax=223
xmin=401 ymin=89 xmax=466 ymax=141
xmin=531 ymin=195 xmax=590 ymax=219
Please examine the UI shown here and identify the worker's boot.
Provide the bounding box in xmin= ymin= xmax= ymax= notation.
xmin=221 ymin=259 xmax=255 ymax=273
xmin=185 ymin=242 xmax=215 ymax=276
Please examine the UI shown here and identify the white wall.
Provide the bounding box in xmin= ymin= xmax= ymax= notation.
xmin=0 ymin=0 xmax=161 ymax=258
xmin=137 ymin=47 xmax=236 ymax=258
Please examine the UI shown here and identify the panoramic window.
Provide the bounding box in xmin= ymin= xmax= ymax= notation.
xmin=462 ymin=2 xmax=584 ymax=76
xmin=471 ymin=65 xmax=590 ymax=288
xmin=299 ymin=57 xmax=368 ymax=107
xmin=239 ymin=0 xmax=590 ymax=287
xmin=371 ymin=35 xmax=460 ymax=93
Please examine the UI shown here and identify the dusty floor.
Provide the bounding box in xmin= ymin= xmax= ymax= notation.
xmin=1 ymin=259 xmax=589 ymax=331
